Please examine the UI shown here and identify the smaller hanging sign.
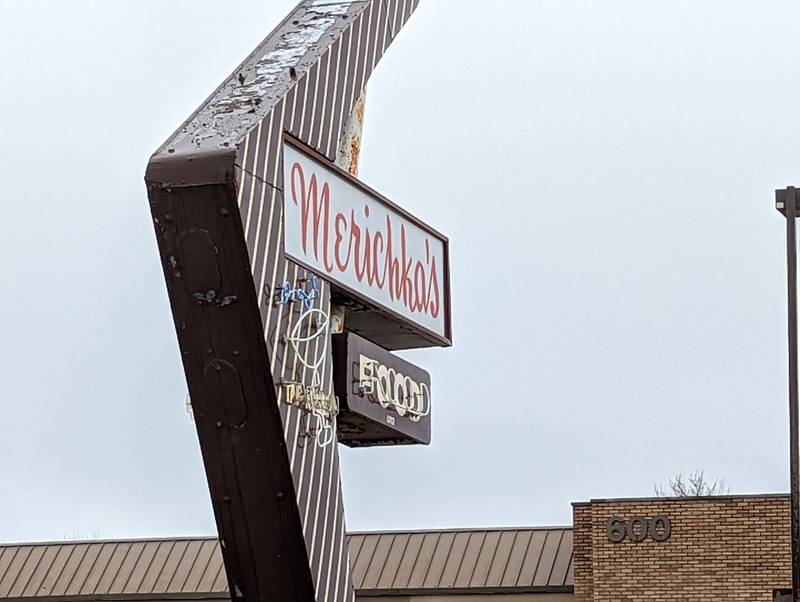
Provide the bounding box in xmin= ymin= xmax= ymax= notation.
xmin=332 ymin=332 xmax=431 ymax=447
xmin=282 ymin=136 xmax=451 ymax=350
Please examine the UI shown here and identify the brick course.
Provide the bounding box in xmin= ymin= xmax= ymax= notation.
xmin=572 ymin=495 xmax=791 ymax=601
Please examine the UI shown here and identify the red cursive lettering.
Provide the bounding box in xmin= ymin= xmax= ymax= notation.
xmin=288 ymin=160 xmax=444 ymax=327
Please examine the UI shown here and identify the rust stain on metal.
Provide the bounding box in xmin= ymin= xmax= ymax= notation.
xmin=337 ymin=89 xmax=367 ymax=176
xmin=349 ymin=139 xmax=361 ymax=176
xmin=349 ymin=92 xmax=367 ymax=176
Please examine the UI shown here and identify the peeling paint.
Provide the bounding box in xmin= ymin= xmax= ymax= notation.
xmin=154 ymin=0 xmax=369 ymax=157
xmin=192 ymin=290 xmax=217 ymax=302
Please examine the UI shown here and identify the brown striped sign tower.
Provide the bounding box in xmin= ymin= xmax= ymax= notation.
xmin=144 ymin=2 xmax=450 ymax=602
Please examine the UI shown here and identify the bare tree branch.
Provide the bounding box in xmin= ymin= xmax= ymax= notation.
xmin=654 ymin=470 xmax=730 ymax=497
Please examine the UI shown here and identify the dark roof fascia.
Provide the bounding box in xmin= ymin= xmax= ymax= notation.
xmin=572 ymin=492 xmax=791 ymax=507
xmin=355 ymin=585 xmax=575 ymax=597
xmin=0 ymin=588 xmax=576 ymax=602
xmin=0 ymin=595 xmax=229 ymax=602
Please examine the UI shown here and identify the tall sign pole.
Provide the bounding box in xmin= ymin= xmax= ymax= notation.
xmin=144 ymin=3 xmax=450 ymax=602
xmin=777 ymin=186 xmax=800 ymax=601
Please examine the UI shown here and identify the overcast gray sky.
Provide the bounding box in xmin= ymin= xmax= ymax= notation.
xmin=2 ymin=0 xmax=800 ymax=542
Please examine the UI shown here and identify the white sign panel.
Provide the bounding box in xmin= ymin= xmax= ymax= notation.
xmin=282 ymin=140 xmax=448 ymax=339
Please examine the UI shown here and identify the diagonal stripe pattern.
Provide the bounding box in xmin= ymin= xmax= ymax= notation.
xmin=145 ymin=2 xmax=422 ymax=602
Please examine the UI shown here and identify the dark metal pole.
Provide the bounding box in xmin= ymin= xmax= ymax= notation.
xmin=778 ymin=186 xmax=800 ymax=601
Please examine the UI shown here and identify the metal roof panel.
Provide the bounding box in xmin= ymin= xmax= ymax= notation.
xmin=0 ymin=528 xmax=573 ymax=598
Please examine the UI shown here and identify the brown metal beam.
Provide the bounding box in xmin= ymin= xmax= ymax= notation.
xmin=145 ymin=174 xmax=316 ymax=602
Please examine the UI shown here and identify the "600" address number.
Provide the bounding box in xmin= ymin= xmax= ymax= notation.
xmin=607 ymin=516 xmax=671 ymax=543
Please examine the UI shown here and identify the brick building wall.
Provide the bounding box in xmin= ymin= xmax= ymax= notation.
xmin=572 ymin=495 xmax=792 ymax=601
xmin=572 ymin=505 xmax=592 ymax=601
